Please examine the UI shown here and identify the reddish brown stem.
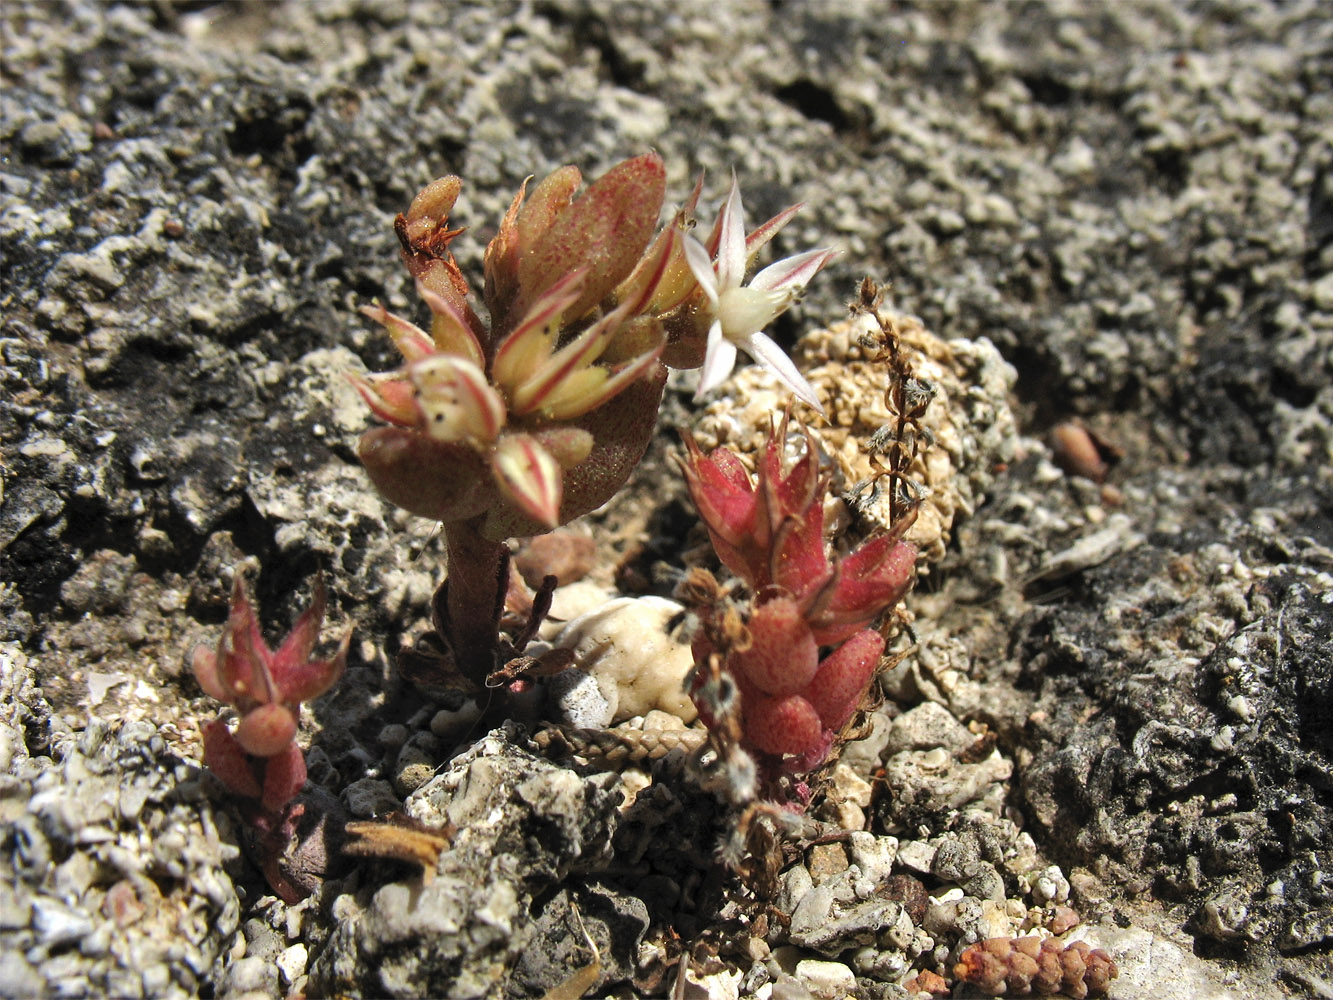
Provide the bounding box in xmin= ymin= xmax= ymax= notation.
xmin=444 ymin=517 xmax=510 ymax=685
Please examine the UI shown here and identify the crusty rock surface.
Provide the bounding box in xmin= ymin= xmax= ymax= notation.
xmin=3 ymin=2 xmax=1329 ymax=998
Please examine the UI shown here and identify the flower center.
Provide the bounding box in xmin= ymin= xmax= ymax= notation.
xmin=715 ymin=285 xmax=792 ymax=342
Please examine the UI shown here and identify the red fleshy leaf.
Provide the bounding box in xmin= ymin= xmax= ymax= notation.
xmin=357 ymin=426 xmax=492 ymax=523
xmin=278 ymin=628 xmax=350 ymax=706
xmin=679 ymin=433 xmax=759 ymax=576
xmin=743 ymin=690 xmax=822 ymax=757
xmin=482 ymin=176 xmax=529 ymax=324
xmin=515 ymin=165 xmax=582 ymax=255
xmin=801 ymin=628 xmax=884 ymax=732
xmin=221 ymin=580 xmax=277 ymax=706
xmin=201 ymin=718 xmax=263 ymax=799
xmin=768 ymin=498 xmax=832 ymax=599
xmin=735 ymin=598 xmax=819 ymax=696
xmin=191 ymin=646 xmax=228 ymax=704
xmin=235 ymin=703 xmax=299 ymax=758
xmin=348 ymin=373 xmax=420 ymax=428
xmin=260 ymin=742 xmax=308 ymax=814
xmin=271 ymin=575 xmax=327 ymax=684
xmin=770 ymin=430 xmax=820 ymax=520
xmin=809 ymin=539 xmax=916 ymax=645
xmin=516 ymin=153 xmax=667 ymax=323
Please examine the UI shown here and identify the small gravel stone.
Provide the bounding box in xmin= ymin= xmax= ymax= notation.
xmin=794 ymin=958 xmax=856 ymax=999
xmin=276 ymin=943 xmax=308 ymax=988
xmin=342 ymin=778 xmax=401 ymax=818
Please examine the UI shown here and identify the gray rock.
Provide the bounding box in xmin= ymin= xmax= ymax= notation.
xmin=882 ymin=701 xmax=976 ymax=757
xmin=216 ymin=955 xmax=278 ymax=998
xmin=510 ymin=883 xmax=650 ymax=997
xmin=4 ymin=0 xmax=1332 ymax=995
xmin=787 ymin=868 xmax=905 ymax=957
xmin=311 ymin=727 xmax=625 ymax=997
xmin=391 ymin=730 xmax=441 ymax=798
xmin=341 ymin=778 xmax=401 ymax=819
xmin=0 ymin=653 xmax=238 ymax=998
xmin=547 ymin=667 xmax=617 ymax=729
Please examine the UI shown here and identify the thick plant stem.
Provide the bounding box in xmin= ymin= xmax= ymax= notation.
xmin=444 ymin=518 xmax=510 ymax=686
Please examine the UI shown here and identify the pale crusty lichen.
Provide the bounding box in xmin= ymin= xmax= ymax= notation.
xmin=690 ymin=308 xmax=1017 ymax=569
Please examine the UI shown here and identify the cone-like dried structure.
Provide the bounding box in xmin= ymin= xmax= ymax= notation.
xmin=954 ymin=936 xmax=1119 ymax=999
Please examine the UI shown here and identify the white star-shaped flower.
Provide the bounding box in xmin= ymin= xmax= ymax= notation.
xmin=684 ymin=176 xmax=836 ymax=413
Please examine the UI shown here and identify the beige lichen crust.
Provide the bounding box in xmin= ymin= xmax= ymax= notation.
xmin=690 ymin=308 xmax=1017 ymax=569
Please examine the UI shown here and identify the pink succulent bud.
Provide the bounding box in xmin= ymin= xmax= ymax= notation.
xmin=807 ymin=536 xmax=917 ymax=646
xmin=680 ymin=421 xmax=834 ymax=595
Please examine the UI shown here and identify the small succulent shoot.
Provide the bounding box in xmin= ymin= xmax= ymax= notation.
xmin=192 ymin=573 xmax=348 ymax=814
xmin=679 ymin=414 xmax=917 ymax=799
xmin=191 ymin=572 xmax=349 ymax=903
xmin=353 ymin=157 xmax=832 ymax=690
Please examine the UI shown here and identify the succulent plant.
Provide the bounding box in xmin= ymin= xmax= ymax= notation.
xmin=679 ymin=416 xmax=917 ymax=797
xmin=353 ymin=155 xmax=678 ymax=538
xmin=353 ymin=155 xmax=833 ymax=688
xmin=191 ymin=573 xmax=348 ymax=901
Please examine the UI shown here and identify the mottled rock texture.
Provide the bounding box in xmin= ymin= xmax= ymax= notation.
xmin=3 ymin=1 xmax=1330 ymax=998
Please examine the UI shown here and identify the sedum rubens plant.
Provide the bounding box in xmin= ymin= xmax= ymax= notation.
xmin=192 ymin=574 xmax=348 ymax=902
xmin=680 ymin=416 xmax=917 ymax=802
xmin=353 ymin=153 xmax=834 ymax=688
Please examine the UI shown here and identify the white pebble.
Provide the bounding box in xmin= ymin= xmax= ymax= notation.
xmin=794 ymin=958 xmax=855 ymax=999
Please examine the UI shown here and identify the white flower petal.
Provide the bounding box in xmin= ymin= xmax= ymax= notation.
xmin=741 ymin=332 xmax=825 ymax=414
xmin=683 ymin=235 xmax=721 ymax=308
xmin=749 ymin=247 xmax=837 ymax=293
xmin=715 ymin=174 xmax=747 ymax=291
xmin=744 ymin=202 xmax=803 ymax=264
xmin=695 ymin=320 xmax=738 ymax=399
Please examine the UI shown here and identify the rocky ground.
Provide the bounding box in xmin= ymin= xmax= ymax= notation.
xmin=2 ymin=1 xmax=1331 ymax=998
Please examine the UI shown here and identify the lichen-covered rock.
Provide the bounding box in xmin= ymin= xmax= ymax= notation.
xmin=4 ymin=1 xmax=1332 ymax=997
xmin=309 ymin=726 xmax=634 ymax=998
xmin=1018 ymin=523 xmax=1333 ymax=959
xmin=0 ymin=650 xmax=240 ymax=999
